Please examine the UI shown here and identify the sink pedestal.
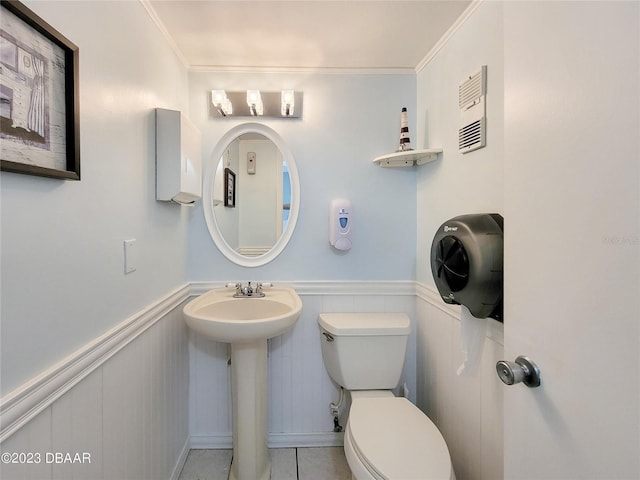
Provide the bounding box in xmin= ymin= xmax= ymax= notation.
xmin=182 ymin=286 xmax=303 ymax=480
xmin=229 ymin=339 xmax=270 ymax=480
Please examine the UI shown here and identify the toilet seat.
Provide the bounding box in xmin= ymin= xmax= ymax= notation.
xmin=346 ymin=396 xmax=454 ymax=480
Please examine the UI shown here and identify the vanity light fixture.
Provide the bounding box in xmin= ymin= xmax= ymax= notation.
xmin=281 ymin=90 xmax=295 ymax=117
xmin=212 ymin=90 xmax=233 ymax=116
xmin=210 ymin=90 xmax=303 ymax=118
xmin=246 ymin=90 xmax=264 ymax=116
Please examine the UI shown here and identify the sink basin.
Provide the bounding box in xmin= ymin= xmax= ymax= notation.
xmin=183 ymin=286 xmax=302 ymax=343
xmin=183 ymin=285 xmax=302 ymax=480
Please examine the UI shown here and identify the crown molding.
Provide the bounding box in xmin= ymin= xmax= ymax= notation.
xmin=189 ymin=65 xmax=416 ymax=75
xmin=415 ymin=0 xmax=485 ymax=74
xmin=139 ymin=0 xmax=190 ymax=68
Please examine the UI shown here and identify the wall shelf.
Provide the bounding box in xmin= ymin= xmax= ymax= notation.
xmin=373 ymin=148 xmax=443 ymax=167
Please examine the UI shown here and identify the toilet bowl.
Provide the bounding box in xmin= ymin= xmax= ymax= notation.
xmin=318 ymin=313 xmax=455 ymax=480
xmin=345 ymin=391 xmax=454 ymax=480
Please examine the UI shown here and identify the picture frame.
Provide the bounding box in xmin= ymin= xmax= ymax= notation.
xmin=224 ymin=167 xmax=235 ymax=207
xmin=0 ymin=0 xmax=80 ymax=180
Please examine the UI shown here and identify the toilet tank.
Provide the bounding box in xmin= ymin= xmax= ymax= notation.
xmin=318 ymin=313 xmax=410 ymax=390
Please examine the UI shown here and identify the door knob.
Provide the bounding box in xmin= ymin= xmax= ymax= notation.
xmin=496 ymin=356 xmax=541 ymax=388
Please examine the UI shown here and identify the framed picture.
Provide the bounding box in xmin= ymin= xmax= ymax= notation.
xmin=0 ymin=0 xmax=80 ymax=180
xmin=224 ymin=168 xmax=235 ymax=207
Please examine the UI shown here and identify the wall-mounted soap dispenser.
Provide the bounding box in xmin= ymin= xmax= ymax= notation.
xmin=155 ymin=108 xmax=202 ymax=205
xmin=330 ymin=199 xmax=352 ymax=251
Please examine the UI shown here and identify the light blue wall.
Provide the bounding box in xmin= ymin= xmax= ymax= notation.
xmin=0 ymin=1 xmax=190 ymax=395
xmin=187 ymin=72 xmax=418 ymax=281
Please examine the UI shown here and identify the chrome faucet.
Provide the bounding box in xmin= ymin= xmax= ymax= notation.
xmin=228 ymin=281 xmax=269 ymax=298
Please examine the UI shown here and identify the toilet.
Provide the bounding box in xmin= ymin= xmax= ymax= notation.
xmin=318 ymin=313 xmax=455 ymax=480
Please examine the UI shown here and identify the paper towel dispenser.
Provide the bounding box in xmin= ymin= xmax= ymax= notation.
xmin=155 ymin=108 xmax=202 ymax=205
xmin=430 ymin=213 xmax=503 ymax=321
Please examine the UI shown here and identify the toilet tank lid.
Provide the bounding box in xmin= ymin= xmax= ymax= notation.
xmin=318 ymin=313 xmax=410 ymax=336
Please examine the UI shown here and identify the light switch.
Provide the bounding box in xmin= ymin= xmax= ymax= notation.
xmin=124 ymin=239 xmax=137 ymax=274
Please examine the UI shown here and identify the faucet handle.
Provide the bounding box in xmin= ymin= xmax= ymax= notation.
xmin=225 ymin=282 xmax=242 ymax=294
xmin=255 ymin=282 xmax=272 ymax=295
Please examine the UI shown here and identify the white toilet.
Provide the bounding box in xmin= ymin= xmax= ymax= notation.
xmin=318 ymin=313 xmax=455 ymax=480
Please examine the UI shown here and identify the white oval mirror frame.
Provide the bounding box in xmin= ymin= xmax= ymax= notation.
xmin=203 ymin=123 xmax=300 ymax=267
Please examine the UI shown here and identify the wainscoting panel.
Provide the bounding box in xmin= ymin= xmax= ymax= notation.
xmin=1 ymin=281 xmax=422 ymax=479
xmin=0 ymin=293 xmax=190 ymax=480
xmin=188 ymin=282 xmax=417 ymax=448
xmin=51 ymin=370 xmax=103 ymax=480
xmin=415 ymin=283 xmax=504 ymax=480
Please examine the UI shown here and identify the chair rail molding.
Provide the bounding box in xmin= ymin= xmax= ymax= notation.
xmin=189 ymin=280 xmax=417 ymax=297
xmin=0 ymin=284 xmax=190 ymax=442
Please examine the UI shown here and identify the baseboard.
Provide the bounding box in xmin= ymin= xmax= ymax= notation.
xmin=189 ymin=434 xmax=233 ymax=449
xmin=170 ymin=436 xmax=192 ymax=480
xmin=189 ymin=432 xmax=344 ymax=450
xmin=268 ymin=432 xmax=344 ymax=448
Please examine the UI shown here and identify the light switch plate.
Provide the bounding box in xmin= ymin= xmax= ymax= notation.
xmin=124 ymin=239 xmax=137 ymax=274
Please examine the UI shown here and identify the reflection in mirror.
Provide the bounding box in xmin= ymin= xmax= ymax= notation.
xmin=203 ymin=123 xmax=300 ymax=267
xmin=212 ymin=133 xmax=291 ymax=256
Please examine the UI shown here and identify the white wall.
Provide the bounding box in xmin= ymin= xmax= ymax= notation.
xmin=213 ymin=139 xmax=240 ymax=248
xmin=1 ymin=2 xmax=192 ymax=478
xmin=414 ymin=2 xmax=505 ymax=479
xmin=1 ymin=0 xmax=190 ymax=396
xmin=187 ymin=72 xmax=417 ymax=281
xmin=415 ymin=1 xmax=504 ymax=287
xmin=238 ymin=138 xmax=282 ymax=251
xmin=415 ymin=2 xmax=640 ymax=480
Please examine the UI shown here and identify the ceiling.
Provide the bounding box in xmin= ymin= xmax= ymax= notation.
xmin=145 ymin=1 xmax=472 ymax=72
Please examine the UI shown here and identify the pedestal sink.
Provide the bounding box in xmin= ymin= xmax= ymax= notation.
xmin=183 ymin=285 xmax=302 ymax=480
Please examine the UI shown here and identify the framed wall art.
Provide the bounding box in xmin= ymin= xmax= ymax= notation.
xmin=0 ymin=0 xmax=80 ymax=180
xmin=224 ymin=168 xmax=235 ymax=207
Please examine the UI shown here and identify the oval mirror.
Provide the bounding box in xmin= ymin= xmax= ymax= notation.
xmin=203 ymin=123 xmax=300 ymax=267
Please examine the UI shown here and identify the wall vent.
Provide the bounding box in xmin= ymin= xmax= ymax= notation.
xmin=458 ymin=66 xmax=487 ymax=154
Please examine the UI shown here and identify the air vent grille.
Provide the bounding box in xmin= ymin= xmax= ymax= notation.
xmin=458 ymin=65 xmax=487 ymax=154
xmin=459 ymin=67 xmax=486 ymax=109
xmin=458 ymin=118 xmax=486 ymax=153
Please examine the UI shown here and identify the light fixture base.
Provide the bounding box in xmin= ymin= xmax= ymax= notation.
xmin=210 ymin=91 xmax=303 ymax=118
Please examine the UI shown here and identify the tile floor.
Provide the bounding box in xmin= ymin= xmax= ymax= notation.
xmin=178 ymin=447 xmax=352 ymax=480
